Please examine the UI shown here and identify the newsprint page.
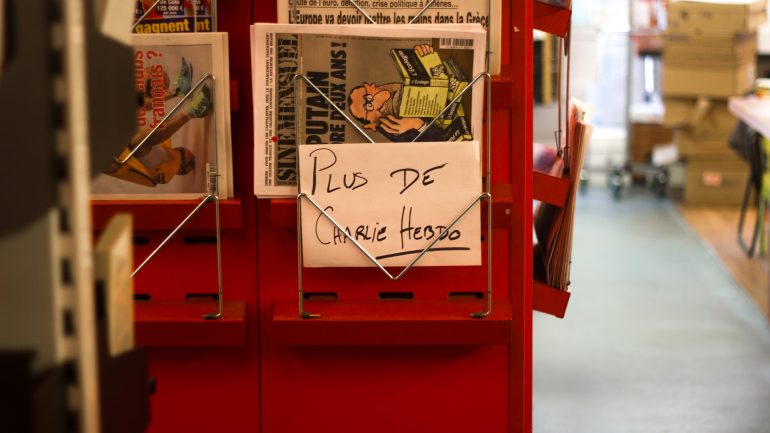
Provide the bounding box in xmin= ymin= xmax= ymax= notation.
xmin=277 ymin=0 xmax=501 ymax=74
xmin=251 ymin=24 xmax=487 ymax=197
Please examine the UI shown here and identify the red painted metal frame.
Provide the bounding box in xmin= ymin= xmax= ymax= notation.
xmin=533 ymin=281 xmax=571 ymax=318
xmin=91 ymin=0 xmax=534 ymax=431
xmin=89 ymin=1 xmax=261 ymax=431
xmin=256 ymin=2 xmax=532 ymax=433
xmin=533 ymin=0 xmax=571 ymax=37
xmin=533 ymin=171 xmax=569 ymax=207
xmin=269 ymin=300 xmax=513 ymax=345
xmin=135 ymin=300 xmax=247 ymax=347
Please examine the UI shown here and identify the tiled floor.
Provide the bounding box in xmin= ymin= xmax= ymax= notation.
xmin=534 ymin=189 xmax=770 ymax=433
xmin=677 ymin=204 xmax=770 ymax=319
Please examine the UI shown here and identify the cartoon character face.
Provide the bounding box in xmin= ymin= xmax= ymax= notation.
xmin=348 ymin=83 xmax=402 ymax=131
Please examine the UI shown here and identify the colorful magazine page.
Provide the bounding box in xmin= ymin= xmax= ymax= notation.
xmin=251 ymin=23 xmax=486 ymax=197
xmin=276 ymin=0 xmax=501 ymax=74
xmin=91 ymin=32 xmax=232 ymax=200
xmin=133 ymin=0 xmax=216 ymax=33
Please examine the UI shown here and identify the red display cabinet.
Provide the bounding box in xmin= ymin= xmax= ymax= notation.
xmin=91 ymin=0 xmax=552 ymax=431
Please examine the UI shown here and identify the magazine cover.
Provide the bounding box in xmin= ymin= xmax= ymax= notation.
xmin=276 ymin=0 xmax=501 ymax=74
xmin=92 ymin=32 xmax=232 ymax=200
xmin=251 ymin=24 xmax=486 ymax=197
xmin=133 ymin=0 xmax=216 ymax=33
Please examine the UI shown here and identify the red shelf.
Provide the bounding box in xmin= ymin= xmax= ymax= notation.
xmin=533 ymin=171 xmax=569 ymax=207
xmin=134 ymin=300 xmax=246 ymax=346
xmin=269 ymin=183 xmax=513 ymax=230
xmin=534 ymin=0 xmax=571 ymax=38
xmin=92 ymin=198 xmax=243 ymax=231
xmin=268 ymin=300 xmax=512 ymax=345
xmin=492 ymin=66 xmax=514 ymax=109
xmin=533 ymin=280 xmax=570 ymax=318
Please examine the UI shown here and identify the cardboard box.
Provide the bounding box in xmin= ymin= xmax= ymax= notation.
xmin=684 ymin=159 xmax=751 ymax=205
xmin=663 ymin=58 xmax=756 ymax=97
xmin=630 ymin=122 xmax=674 ymax=163
xmin=663 ymin=97 xmax=737 ymax=133
xmin=663 ymin=33 xmax=757 ymax=64
xmin=668 ymin=0 xmax=767 ymax=36
xmin=675 ymin=128 xmax=742 ymax=159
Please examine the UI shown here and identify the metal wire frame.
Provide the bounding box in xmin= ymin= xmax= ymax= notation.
xmin=293 ymin=71 xmax=493 ymax=320
xmin=121 ymin=74 xmax=224 ymax=320
xmin=132 ymin=0 xmax=162 ymax=31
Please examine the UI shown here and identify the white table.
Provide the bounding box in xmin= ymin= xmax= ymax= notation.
xmin=729 ymin=96 xmax=770 ymax=138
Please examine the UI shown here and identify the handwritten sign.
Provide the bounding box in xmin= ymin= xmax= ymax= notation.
xmin=299 ymin=141 xmax=481 ymax=267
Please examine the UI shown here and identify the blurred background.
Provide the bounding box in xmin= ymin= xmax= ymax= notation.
xmin=534 ymin=1 xmax=770 ymax=431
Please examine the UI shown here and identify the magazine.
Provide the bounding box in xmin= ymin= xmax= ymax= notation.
xmin=133 ymin=0 xmax=216 ymax=33
xmin=91 ymin=32 xmax=232 ymax=200
xmin=251 ymin=24 xmax=486 ymax=197
xmin=276 ymin=0 xmax=501 ymax=74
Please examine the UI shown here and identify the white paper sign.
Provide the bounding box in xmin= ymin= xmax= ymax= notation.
xmin=299 ymin=141 xmax=482 ymax=267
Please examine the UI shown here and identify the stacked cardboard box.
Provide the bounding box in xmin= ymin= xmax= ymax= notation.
xmin=663 ymin=0 xmax=766 ymax=205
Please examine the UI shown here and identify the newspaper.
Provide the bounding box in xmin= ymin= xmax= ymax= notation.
xmin=533 ymin=100 xmax=592 ymax=290
xmin=277 ymin=0 xmax=501 ymax=74
xmin=251 ymin=24 xmax=486 ymax=197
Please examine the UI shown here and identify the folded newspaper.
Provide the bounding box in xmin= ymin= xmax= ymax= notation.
xmin=276 ymin=0 xmax=501 ymax=75
xmin=251 ymin=24 xmax=486 ymax=197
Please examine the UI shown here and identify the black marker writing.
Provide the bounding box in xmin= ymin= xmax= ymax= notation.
xmin=399 ymin=205 xmax=461 ymax=249
xmin=390 ymin=163 xmax=448 ymax=194
xmin=309 ymin=147 xmax=368 ymax=194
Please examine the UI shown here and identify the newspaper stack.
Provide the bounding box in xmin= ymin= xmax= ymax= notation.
xmin=533 ymin=100 xmax=592 ymax=290
xmin=250 ymin=24 xmax=487 ymax=197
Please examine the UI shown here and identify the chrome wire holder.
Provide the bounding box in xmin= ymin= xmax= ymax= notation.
xmin=293 ymin=70 xmax=493 ymax=320
xmin=119 ymin=74 xmax=225 ymax=320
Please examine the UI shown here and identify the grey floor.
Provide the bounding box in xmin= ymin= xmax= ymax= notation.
xmin=533 ymin=190 xmax=770 ymax=433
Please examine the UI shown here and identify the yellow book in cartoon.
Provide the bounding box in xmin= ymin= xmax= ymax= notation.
xmin=391 ymin=48 xmax=450 ymax=118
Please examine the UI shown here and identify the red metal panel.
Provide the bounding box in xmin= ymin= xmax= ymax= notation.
xmin=269 ymin=300 xmax=512 ymax=345
xmin=510 ymin=0 xmax=534 ymax=431
xmin=533 ymin=0 xmax=571 ymax=37
xmin=533 ymin=281 xmax=571 ymax=318
xmin=92 ymin=198 xmax=243 ymax=231
xmin=533 ymin=171 xmax=569 ymax=207
xmin=106 ymin=0 xmax=537 ymax=431
xmin=135 ymin=301 xmax=246 ymax=346
xmin=257 ymin=2 xmax=531 ymax=433
xmin=134 ymin=1 xmax=262 ymax=432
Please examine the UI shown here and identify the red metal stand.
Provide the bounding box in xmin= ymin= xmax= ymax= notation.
xmin=256 ymin=1 xmax=532 ymax=432
xmin=92 ymin=2 xmax=262 ymax=431
xmin=534 ymin=0 xmax=572 ymax=37
xmin=92 ymin=0 xmax=535 ymax=431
